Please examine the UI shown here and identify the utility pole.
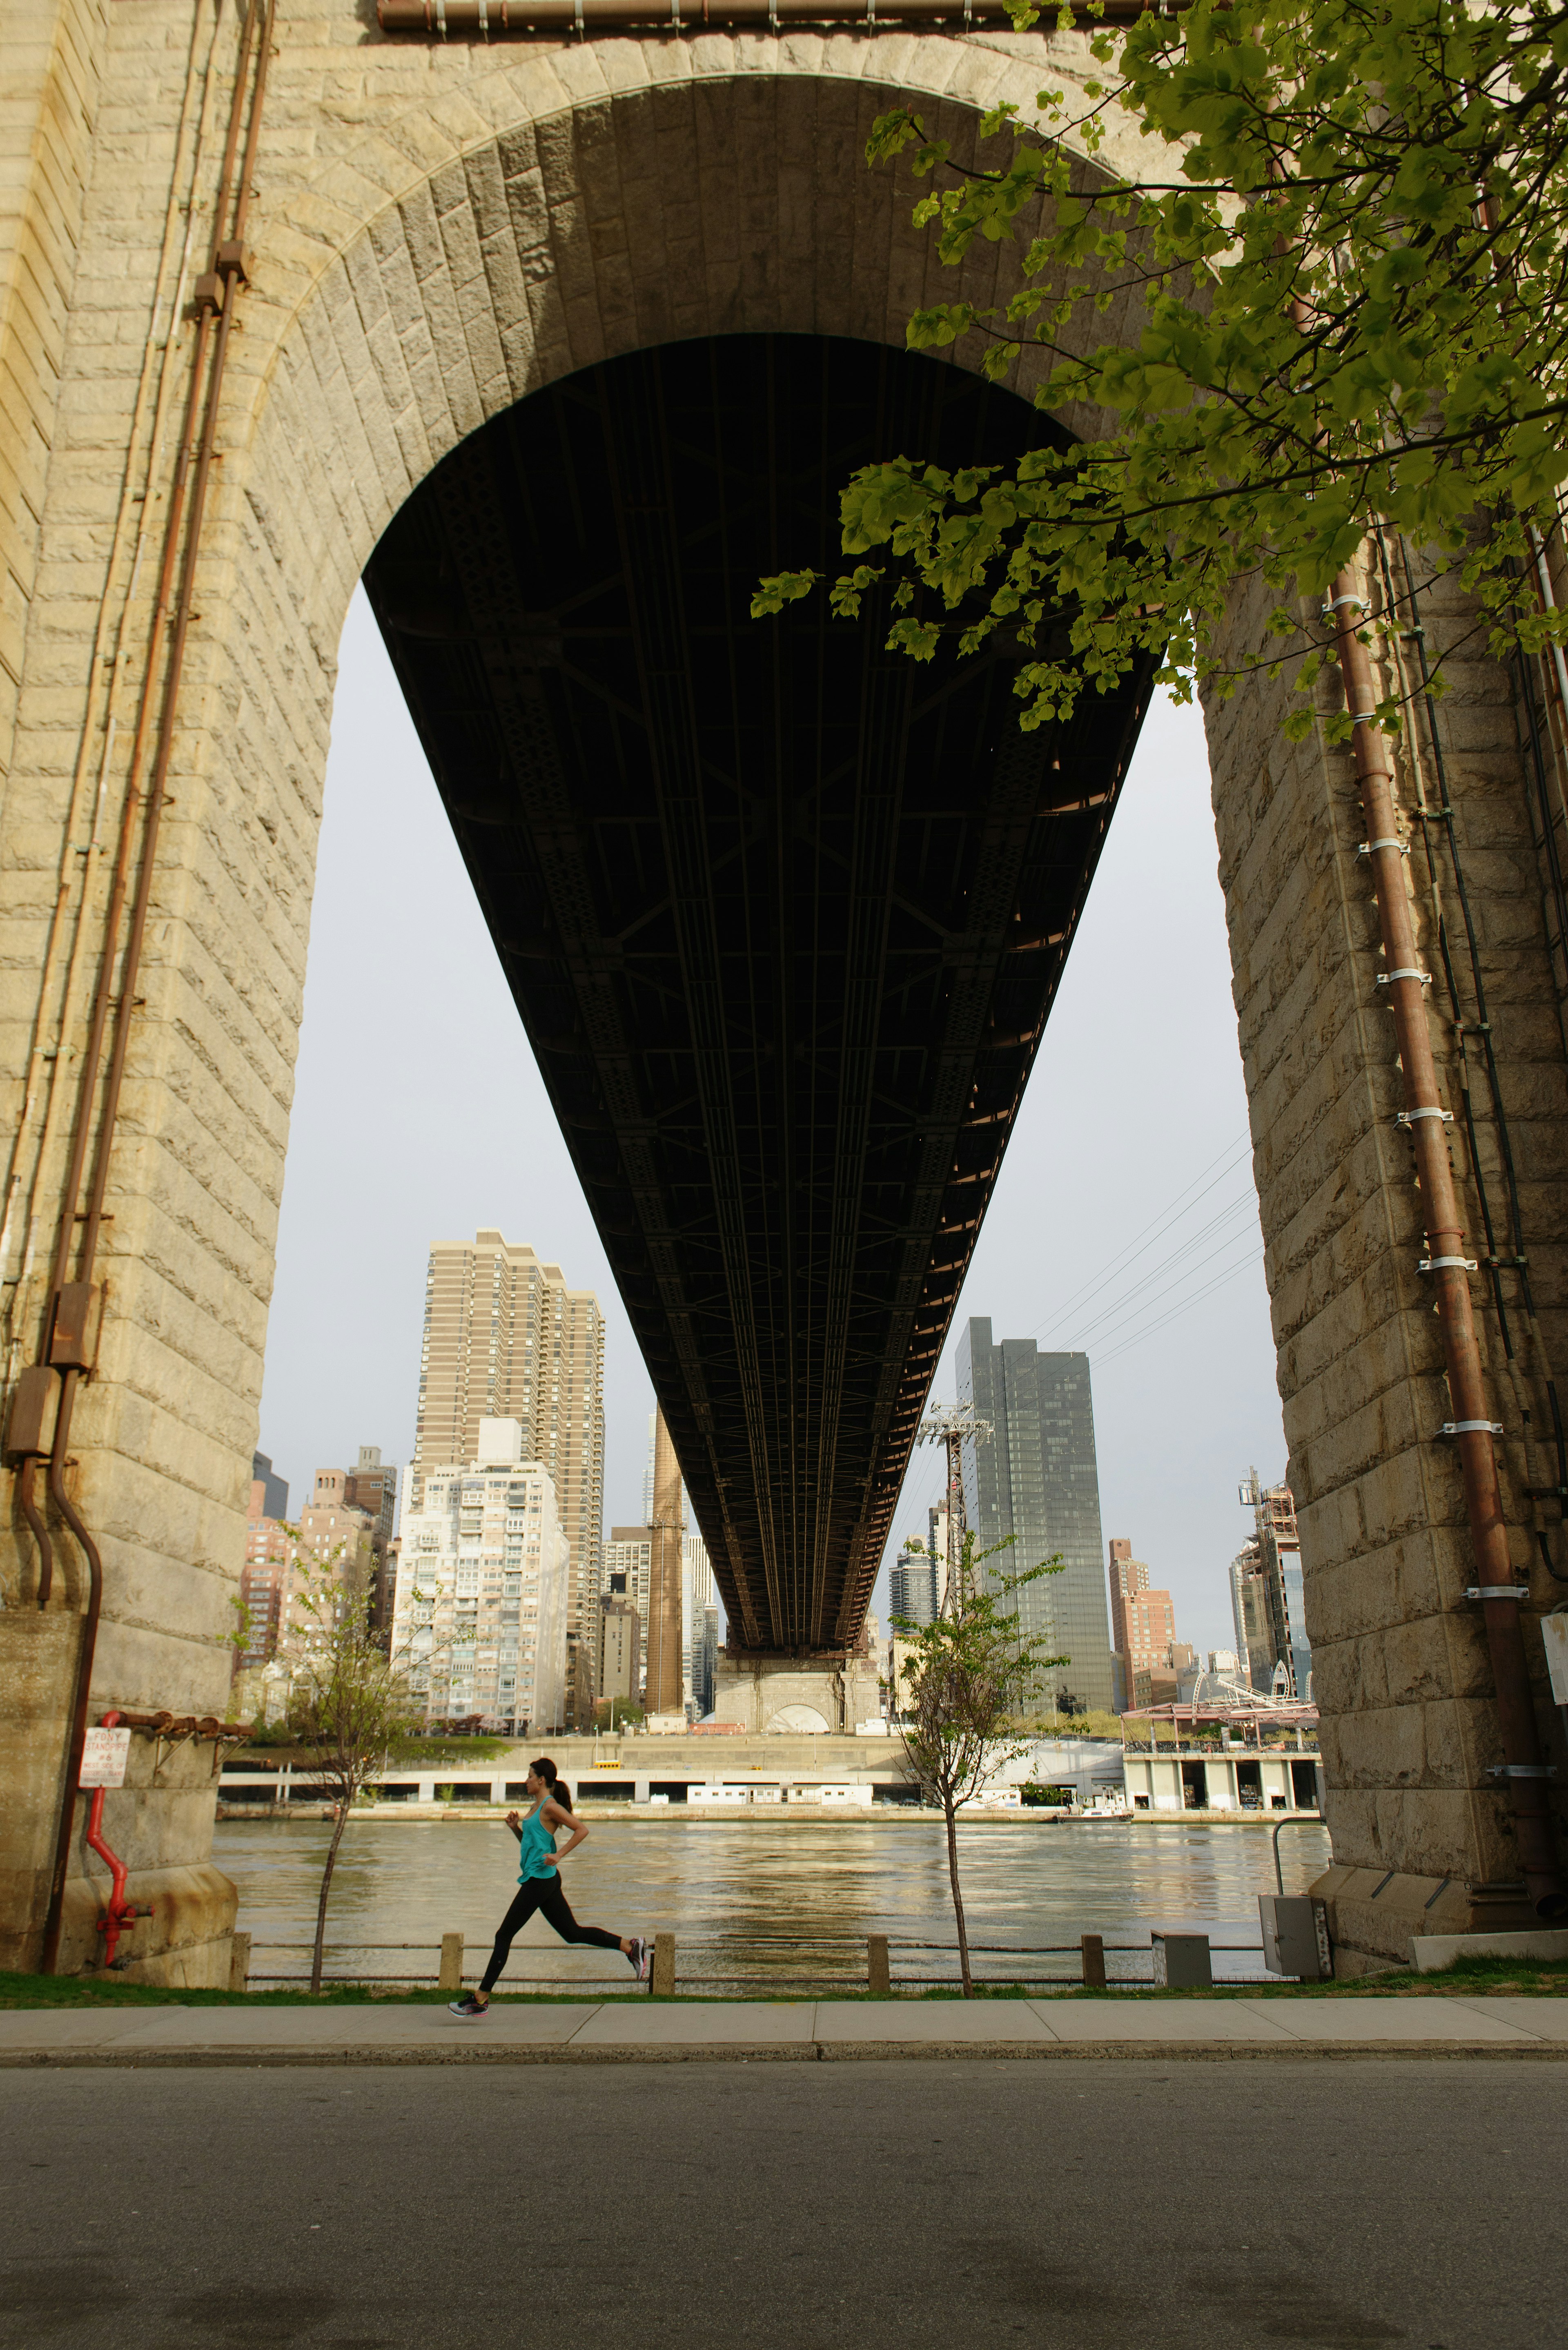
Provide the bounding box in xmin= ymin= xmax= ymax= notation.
xmin=915 ymin=1400 xmax=993 ymax=1610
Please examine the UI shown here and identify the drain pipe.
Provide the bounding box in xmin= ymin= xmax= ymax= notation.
xmin=1330 ymin=575 xmax=1566 ymax=1918
xmin=32 ymin=0 xmax=274 ymax=1973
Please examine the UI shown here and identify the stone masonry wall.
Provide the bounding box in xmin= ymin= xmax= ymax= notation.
xmin=0 ymin=1 xmax=1564 ymax=1974
xmin=1207 ymin=564 xmax=1568 ymax=1967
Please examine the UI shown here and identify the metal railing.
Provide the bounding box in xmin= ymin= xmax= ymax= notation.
xmin=235 ymin=1929 xmax=1276 ymax=1993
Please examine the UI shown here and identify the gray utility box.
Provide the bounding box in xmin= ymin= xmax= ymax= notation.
xmin=1258 ymin=1894 xmax=1332 ymax=1980
xmin=1151 ymin=1932 xmax=1212 ymax=1989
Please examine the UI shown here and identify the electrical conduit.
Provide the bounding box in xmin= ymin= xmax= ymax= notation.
xmin=1330 ymin=577 xmax=1566 ymax=1918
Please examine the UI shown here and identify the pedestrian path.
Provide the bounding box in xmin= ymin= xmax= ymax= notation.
xmin=3 ymin=1993 xmax=1565 ymax=2066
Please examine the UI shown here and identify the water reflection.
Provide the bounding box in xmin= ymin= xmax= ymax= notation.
xmin=216 ymin=1816 xmax=1332 ymax=1987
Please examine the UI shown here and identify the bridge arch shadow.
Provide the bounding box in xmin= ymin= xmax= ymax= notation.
xmin=232 ymin=55 xmax=1169 ymax=1661
xmin=361 ymin=327 xmax=1149 ymax=1655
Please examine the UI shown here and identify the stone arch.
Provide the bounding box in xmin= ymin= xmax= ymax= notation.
xmin=2 ymin=34 xmax=1155 ymax=1975
xmin=4 ymin=21 xmax=1563 ymax=1980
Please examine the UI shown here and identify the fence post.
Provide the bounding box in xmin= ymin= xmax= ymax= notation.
xmin=650 ymin=1932 xmax=675 ymax=1996
xmin=867 ymin=1934 xmax=891 ymax=1995
xmin=1080 ymin=1933 xmax=1106 ymax=1989
xmin=229 ymin=1932 xmax=251 ymax=1993
xmin=438 ymin=1932 xmax=464 ymax=1992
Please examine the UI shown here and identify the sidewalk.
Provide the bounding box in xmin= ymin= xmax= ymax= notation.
xmin=3 ymin=1993 xmax=1565 ymax=2066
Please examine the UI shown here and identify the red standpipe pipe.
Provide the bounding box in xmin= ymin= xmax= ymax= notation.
xmin=39 ymin=1370 xmax=105 ymax=1974
xmin=378 ymin=0 xmax=1175 ymax=30
xmin=82 ymin=1711 xmax=151 ymax=1970
xmin=1331 ymin=574 xmax=1566 ymax=1919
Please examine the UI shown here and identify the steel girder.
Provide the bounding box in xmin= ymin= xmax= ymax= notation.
xmin=363 ymin=332 xmax=1152 ymax=1656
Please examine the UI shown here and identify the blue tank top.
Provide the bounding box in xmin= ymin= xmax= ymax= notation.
xmin=517 ymin=1806 xmax=558 ymax=1882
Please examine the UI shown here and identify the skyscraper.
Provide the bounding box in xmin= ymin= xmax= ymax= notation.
xmin=1236 ymin=1470 xmax=1310 ymax=1697
xmin=957 ymin=1320 xmax=1115 ymax=1712
xmin=412 ymin=1231 xmax=604 ymax=1724
xmin=889 ymin=1545 xmax=938 ymax=1629
xmin=313 ymin=1446 xmax=399 ymax=1639
xmin=1106 ymin=1537 xmax=1178 ymax=1707
xmin=646 ymin=1407 xmax=684 ymax=1716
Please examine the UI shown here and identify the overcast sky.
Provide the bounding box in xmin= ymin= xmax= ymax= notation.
xmin=256 ymin=589 xmax=1285 ymax=1661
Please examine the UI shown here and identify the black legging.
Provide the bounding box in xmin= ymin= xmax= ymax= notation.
xmin=479 ymin=1876 xmax=624 ymax=1993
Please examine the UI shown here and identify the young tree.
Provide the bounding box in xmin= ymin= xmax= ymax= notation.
xmin=893 ymin=1532 xmax=1067 ymax=1996
xmin=755 ymin=0 xmax=1568 ymax=733
xmin=275 ymin=1540 xmax=424 ymax=1994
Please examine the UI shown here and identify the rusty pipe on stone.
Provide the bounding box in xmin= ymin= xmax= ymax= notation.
xmin=1330 ymin=575 xmax=1566 ymax=1920
xmin=17 ymin=1457 xmax=53 ymax=1608
xmin=378 ymin=0 xmax=1174 ymax=31
xmin=32 ymin=0 xmax=274 ymax=1973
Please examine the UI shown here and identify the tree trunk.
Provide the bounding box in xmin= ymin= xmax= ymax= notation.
xmin=943 ymin=1792 xmax=973 ymax=1997
xmin=310 ymin=1796 xmax=350 ymax=1994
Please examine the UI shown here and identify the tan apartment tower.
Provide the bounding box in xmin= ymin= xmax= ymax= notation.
xmin=646 ymin=1406 xmax=685 ymax=1716
xmin=412 ymin=1233 xmax=605 ymax=1713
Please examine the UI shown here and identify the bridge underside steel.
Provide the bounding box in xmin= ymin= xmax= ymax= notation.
xmin=363 ymin=332 xmax=1152 ymax=1657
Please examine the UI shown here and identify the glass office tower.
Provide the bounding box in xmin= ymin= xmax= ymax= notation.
xmin=956 ymin=1319 xmax=1116 ymax=1712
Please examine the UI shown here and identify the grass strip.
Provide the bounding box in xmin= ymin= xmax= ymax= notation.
xmin=0 ymin=1953 xmax=1562 ymax=2009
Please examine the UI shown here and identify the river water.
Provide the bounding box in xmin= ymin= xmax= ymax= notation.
xmin=216 ymin=1815 xmax=1332 ymax=1990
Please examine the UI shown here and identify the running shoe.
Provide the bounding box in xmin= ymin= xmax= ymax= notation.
xmin=448 ymin=1993 xmax=489 ymax=2020
xmin=627 ymin=1936 xmax=649 ymax=1981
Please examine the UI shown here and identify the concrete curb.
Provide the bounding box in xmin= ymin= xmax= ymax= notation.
xmin=6 ymin=2038 xmax=1566 ymax=2068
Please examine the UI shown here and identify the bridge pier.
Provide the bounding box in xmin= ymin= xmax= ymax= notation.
xmin=710 ymin=1656 xmax=884 ymax=1740
xmin=0 ymin=3 xmax=1564 ymax=1977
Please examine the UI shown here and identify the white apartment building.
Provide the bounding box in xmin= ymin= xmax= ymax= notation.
xmin=393 ymin=1417 xmax=568 ymax=1731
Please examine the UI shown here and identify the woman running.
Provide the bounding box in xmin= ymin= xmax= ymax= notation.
xmin=449 ymin=1757 xmax=647 ymax=2016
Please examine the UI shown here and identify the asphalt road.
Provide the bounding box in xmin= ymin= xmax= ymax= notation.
xmin=2 ymin=2059 xmax=1561 ymax=2350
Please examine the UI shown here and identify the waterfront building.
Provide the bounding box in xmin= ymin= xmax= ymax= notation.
xmin=683 ymin=1521 xmax=716 ymax=1718
xmin=958 ymin=1322 xmax=1116 ymax=1711
xmin=312 ymin=1445 xmax=398 ymax=1638
xmin=235 ymin=1458 xmax=378 ymax=1694
xmin=889 ymin=1545 xmax=938 ymax=1629
xmin=297 ymin=1488 xmax=378 ymax=1612
xmin=234 ymin=1469 xmax=293 ymax=1681
xmin=251 ymin=1450 xmax=288 ymax=1521
xmin=927 ymin=1503 xmax=951 ymax=1598
xmin=392 ymin=1416 xmax=568 ymax=1731
xmin=1106 ymin=1537 xmax=1180 ymax=1711
xmin=638 ymin=1407 xmax=686 ymax=1718
xmin=1230 ymin=1543 xmax=1271 ymax=1688
xmin=1234 ymin=1471 xmax=1311 ymax=1698
xmin=604 ymin=1525 xmax=653 ymax=1691
xmin=598 ymin=1594 xmax=641 ymax=1708
xmin=606 ymin=1478 xmax=720 ymax=1720
xmin=411 ymin=1231 xmax=605 ymax=1728
xmin=691 ymin=1603 xmax=720 ymax=1718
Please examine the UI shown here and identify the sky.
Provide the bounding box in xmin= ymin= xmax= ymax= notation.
xmin=256 ymin=588 xmax=1286 ymax=1662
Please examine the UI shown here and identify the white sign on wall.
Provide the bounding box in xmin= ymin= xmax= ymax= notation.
xmin=1544 ymin=1614 xmax=1568 ymax=1708
xmin=79 ymin=1726 xmax=131 ymax=1788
